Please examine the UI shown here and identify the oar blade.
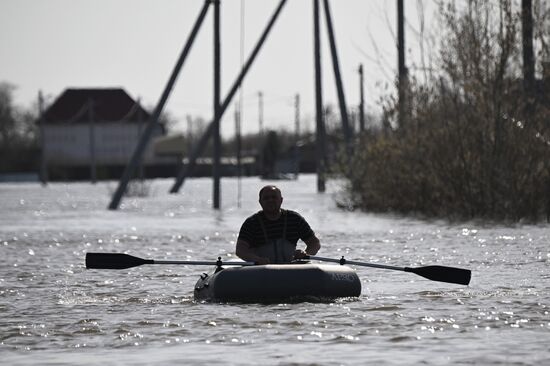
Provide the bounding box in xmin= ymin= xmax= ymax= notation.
xmin=85 ymin=252 xmax=152 ymax=270
xmin=406 ymin=265 xmax=471 ymax=285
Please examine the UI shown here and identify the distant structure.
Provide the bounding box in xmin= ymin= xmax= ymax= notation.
xmin=41 ymin=88 xmax=172 ymax=181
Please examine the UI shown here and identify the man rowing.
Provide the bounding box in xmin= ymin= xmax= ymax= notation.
xmin=235 ymin=185 xmax=321 ymax=265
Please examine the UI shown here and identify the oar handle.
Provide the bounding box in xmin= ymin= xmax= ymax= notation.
xmin=307 ymin=255 xmax=405 ymax=271
xmin=154 ymin=260 xmax=255 ymax=266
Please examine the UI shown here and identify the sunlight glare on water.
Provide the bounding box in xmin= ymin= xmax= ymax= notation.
xmin=0 ymin=175 xmax=549 ymax=365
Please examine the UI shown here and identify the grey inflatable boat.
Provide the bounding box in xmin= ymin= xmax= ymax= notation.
xmin=194 ymin=262 xmax=361 ymax=303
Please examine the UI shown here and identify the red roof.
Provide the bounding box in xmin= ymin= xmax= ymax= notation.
xmin=43 ymin=88 xmax=151 ymax=124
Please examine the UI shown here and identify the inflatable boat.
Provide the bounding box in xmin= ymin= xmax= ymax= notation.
xmin=85 ymin=253 xmax=471 ymax=304
xmin=194 ymin=262 xmax=361 ymax=303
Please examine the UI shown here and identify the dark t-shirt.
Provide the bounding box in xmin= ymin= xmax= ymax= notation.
xmin=237 ymin=209 xmax=314 ymax=248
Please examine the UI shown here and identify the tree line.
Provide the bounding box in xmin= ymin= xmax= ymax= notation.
xmin=0 ymin=82 xmax=39 ymax=173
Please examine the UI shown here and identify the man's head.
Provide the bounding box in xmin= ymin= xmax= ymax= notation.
xmin=259 ymin=185 xmax=283 ymax=214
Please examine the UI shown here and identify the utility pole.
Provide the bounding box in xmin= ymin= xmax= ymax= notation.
xmin=137 ymin=98 xmax=145 ymax=180
xmin=88 ymin=98 xmax=97 ymax=184
xmin=213 ymin=0 xmax=221 ymax=209
xmin=258 ymin=90 xmax=264 ymax=177
xmin=186 ymin=115 xmax=193 ymax=153
xmin=397 ymin=0 xmax=408 ymax=130
xmin=237 ymin=0 xmax=245 ymax=207
xmin=358 ymin=64 xmax=365 ymax=132
xmin=313 ymin=0 xmax=326 ymax=193
xmin=185 ymin=115 xmax=193 ymax=173
xmin=38 ymin=90 xmax=48 ymax=186
xmin=322 ymin=0 xmax=352 ymax=152
xmin=294 ymin=93 xmax=300 ymax=176
xmin=258 ymin=91 xmax=264 ymax=134
xmin=294 ymin=94 xmax=300 ymax=140
xmin=235 ymin=103 xmax=242 ymax=207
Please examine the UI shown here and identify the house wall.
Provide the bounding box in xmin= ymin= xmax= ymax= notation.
xmin=43 ymin=122 xmax=171 ymax=166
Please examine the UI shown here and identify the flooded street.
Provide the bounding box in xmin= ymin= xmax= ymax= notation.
xmin=1 ymin=175 xmax=549 ymax=365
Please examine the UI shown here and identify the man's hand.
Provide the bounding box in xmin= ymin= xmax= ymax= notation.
xmin=237 ymin=239 xmax=270 ymax=265
xmin=293 ymin=249 xmax=308 ymax=260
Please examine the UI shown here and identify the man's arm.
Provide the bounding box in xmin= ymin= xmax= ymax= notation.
xmin=236 ymin=239 xmax=270 ymax=265
xmin=294 ymin=234 xmax=321 ymax=259
xmin=293 ymin=211 xmax=320 ymax=259
xmin=303 ymin=234 xmax=321 ymax=255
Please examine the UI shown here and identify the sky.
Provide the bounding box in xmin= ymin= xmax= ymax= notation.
xmin=0 ymin=0 xmax=437 ymax=138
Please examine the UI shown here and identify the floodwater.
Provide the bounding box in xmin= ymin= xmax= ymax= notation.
xmin=0 ymin=174 xmax=549 ymax=365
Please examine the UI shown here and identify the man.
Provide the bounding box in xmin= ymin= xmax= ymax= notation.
xmin=236 ymin=185 xmax=321 ymax=264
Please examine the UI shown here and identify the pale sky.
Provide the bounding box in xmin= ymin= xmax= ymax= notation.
xmin=0 ymin=0 xmax=437 ymax=138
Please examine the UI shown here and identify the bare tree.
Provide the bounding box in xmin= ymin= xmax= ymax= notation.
xmin=336 ymin=0 xmax=550 ymax=222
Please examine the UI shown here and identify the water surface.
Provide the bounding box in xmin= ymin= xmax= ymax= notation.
xmin=1 ymin=175 xmax=549 ymax=365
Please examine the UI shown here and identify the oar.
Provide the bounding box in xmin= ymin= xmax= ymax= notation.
xmin=307 ymin=255 xmax=471 ymax=285
xmin=85 ymin=252 xmax=255 ymax=270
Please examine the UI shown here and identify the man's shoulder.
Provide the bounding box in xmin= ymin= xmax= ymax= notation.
xmin=242 ymin=210 xmax=306 ymax=223
xmin=243 ymin=212 xmax=262 ymax=224
xmin=284 ymin=209 xmax=306 ymax=221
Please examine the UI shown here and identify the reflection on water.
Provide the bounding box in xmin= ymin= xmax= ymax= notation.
xmin=0 ymin=175 xmax=549 ymax=365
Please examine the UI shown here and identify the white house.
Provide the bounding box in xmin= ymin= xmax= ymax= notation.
xmin=41 ymin=88 xmax=174 ymax=179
